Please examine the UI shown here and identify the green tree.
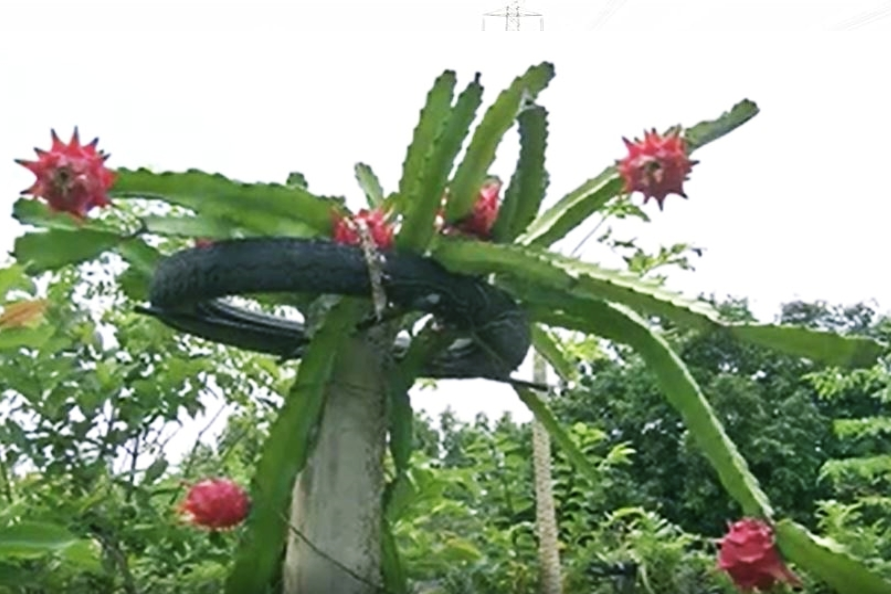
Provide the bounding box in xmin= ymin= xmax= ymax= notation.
xmin=0 ymin=259 xmax=280 ymax=593
xmin=553 ymin=298 xmax=891 ymax=535
xmin=389 ymin=410 xmax=735 ymax=594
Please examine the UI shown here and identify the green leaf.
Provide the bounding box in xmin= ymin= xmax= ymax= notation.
xmin=115 ymin=239 xmax=163 ymax=302
xmin=388 ymin=325 xmax=456 ymax=475
xmin=286 ymin=171 xmax=309 ymax=190
xmin=354 ymin=163 xmax=385 ymax=209
xmin=833 ymin=418 xmax=891 ymax=439
xmin=396 ymin=71 xmax=458 ymax=215
xmin=446 ymin=62 xmax=555 ymax=221
xmin=531 ymin=301 xmax=773 ymax=518
xmin=727 ymin=323 xmax=883 ymax=369
xmin=142 ymin=457 xmax=169 ymax=484
xmin=225 ymin=298 xmax=366 ymax=594
xmin=398 ymin=75 xmax=484 ymax=251
xmin=434 ymin=239 xmax=721 ymax=331
xmin=492 ymin=103 xmax=549 ymax=243
xmin=684 ymin=99 xmax=759 ymax=152
xmin=141 ymin=214 xmax=235 ymax=239
xmin=381 ymin=517 xmax=408 ymax=594
xmin=530 ymin=325 xmax=579 ymax=384
xmin=436 ymin=240 xmax=884 ymax=371
xmin=775 ymin=519 xmax=891 ymax=594
xmin=0 ymin=522 xmax=80 ymax=559
xmin=12 ymin=199 xmax=118 ymax=234
xmin=514 ymin=387 xmax=601 ymax=485
xmin=0 ymin=264 xmax=36 ymax=298
xmin=436 ymin=239 xmax=881 ymax=370
xmin=14 ymin=229 xmax=122 ymax=273
xmin=441 ymin=537 xmax=483 ymax=563
xmin=389 ymin=388 xmax=414 ymax=477
xmin=522 ymin=99 xmax=759 ymax=247
xmin=111 ymin=168 xmax=332 ymax=238
xmin=519 ymin=168 xmax=624 ymax=247
xmin=116 ymin=238 xmax=162 ymax=277
xmin=384 ymin=474 xmax=417 ymax=523
xmin=58 ymin=539 xmax=102 ymax=572
xmin=0 ymin=325 xmax=55 ymax=351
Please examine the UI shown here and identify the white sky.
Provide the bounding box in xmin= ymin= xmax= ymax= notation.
xmin=1 ymin=1 xmax=888 ymax=32
xmin=2 ymin=2 xmax=891 ymax=455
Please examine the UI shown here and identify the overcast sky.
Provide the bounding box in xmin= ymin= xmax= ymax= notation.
xmin=2 ymin=0 xmax=889 ymax=32
xmin=2 ymin=3 xmax=890 ymax=453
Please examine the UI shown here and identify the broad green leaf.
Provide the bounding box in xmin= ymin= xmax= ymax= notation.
xmin=684 ymin=99 xmax=759 ymax=152
xmin=58 ymin=539 xmax=102 ymax=572
xmin=14 ymin=229 xmax=122 ymax=273
xmin=381 ymin=517 xmax=408 ymax=594
xmin=396 ymin=71 xmax=458 ymax=215
xmin=492 ymin=103 xmax=549 ymax=243
xmin=141 ymin=214 xmax=235 ymax=239
xmin=12 ymin=199 xmax=118 ymax=233
xmin=522 ymin=99 xmax=759 ymax=247
xmin=514 ymin=386 xmax=601 ymax=485
xmin=530 ymin=325 xmax=579 ymax=384
xmin=519 ymin=168 xmax=624 ymax=247
xmin=775 ymin=519 xmax=891 ymax=594
xmin=728 ymin=323 xmax=883 ymax=369
xmin=434 ymin=239 xmax=721 ymax=331
xmin=436 ymin=240 xmax=881 ymax=369
xmin=530 ymin=301 xmax=773 ymax=518
xmin=398 ymin=75 xmax=484 ymax=251
xmin=446 ymin=62 xmax=555 ymax=221
xmin=111 ymin=168 xmax=331 ymax=238
xmin=0 ymin=325 xmax=55 ymax=351
xmin=0 ymin=522 xmax=80 ymax=558
xmin=441 ymin=537 xmax=484 ymax=563
xmin=0 ymin=264 xmax=35 ymax=298
xmin=225 ymin=298 xmax=366 ymax=594
xmin=354 ymin=163 xmax=385 ymax=209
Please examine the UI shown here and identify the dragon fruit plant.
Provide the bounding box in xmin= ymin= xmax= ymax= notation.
xmin=11 ymin=63 xmax=890 ymax=594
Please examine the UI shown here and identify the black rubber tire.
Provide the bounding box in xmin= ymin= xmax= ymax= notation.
xmin=145 ymin=238 xmax=530 ymax=379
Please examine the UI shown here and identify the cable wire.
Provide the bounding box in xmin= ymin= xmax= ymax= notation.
xmin=828 ymin=1 xmax=891 ymax=30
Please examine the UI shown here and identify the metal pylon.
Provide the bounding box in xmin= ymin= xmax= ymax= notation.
xmin=482 ymin=0 xmax=543 ymax=30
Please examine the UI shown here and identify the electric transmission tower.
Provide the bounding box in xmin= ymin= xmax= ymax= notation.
xmin=482 ymin=0 xmax=543 ymax=31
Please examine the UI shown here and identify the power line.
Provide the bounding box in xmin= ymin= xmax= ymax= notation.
xmin=828 ymin=1 xmax=891 ymax=30
xmin=587 ymin=0 xmax=628 ymax=30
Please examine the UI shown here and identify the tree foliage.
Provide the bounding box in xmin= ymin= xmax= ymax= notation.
xmin=552 ymin=298 xmax=891 ymax=535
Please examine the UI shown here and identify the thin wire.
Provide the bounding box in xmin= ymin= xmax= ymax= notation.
xmin=570 ymin=216 xmax=608 ymax=257
xmin=828 ymin=1 xmax=891 ymax=30
xmin=587 ymin=0 xmax=628 ymax=30
xmin=283 ymin=513 xmax=390 ymax=593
